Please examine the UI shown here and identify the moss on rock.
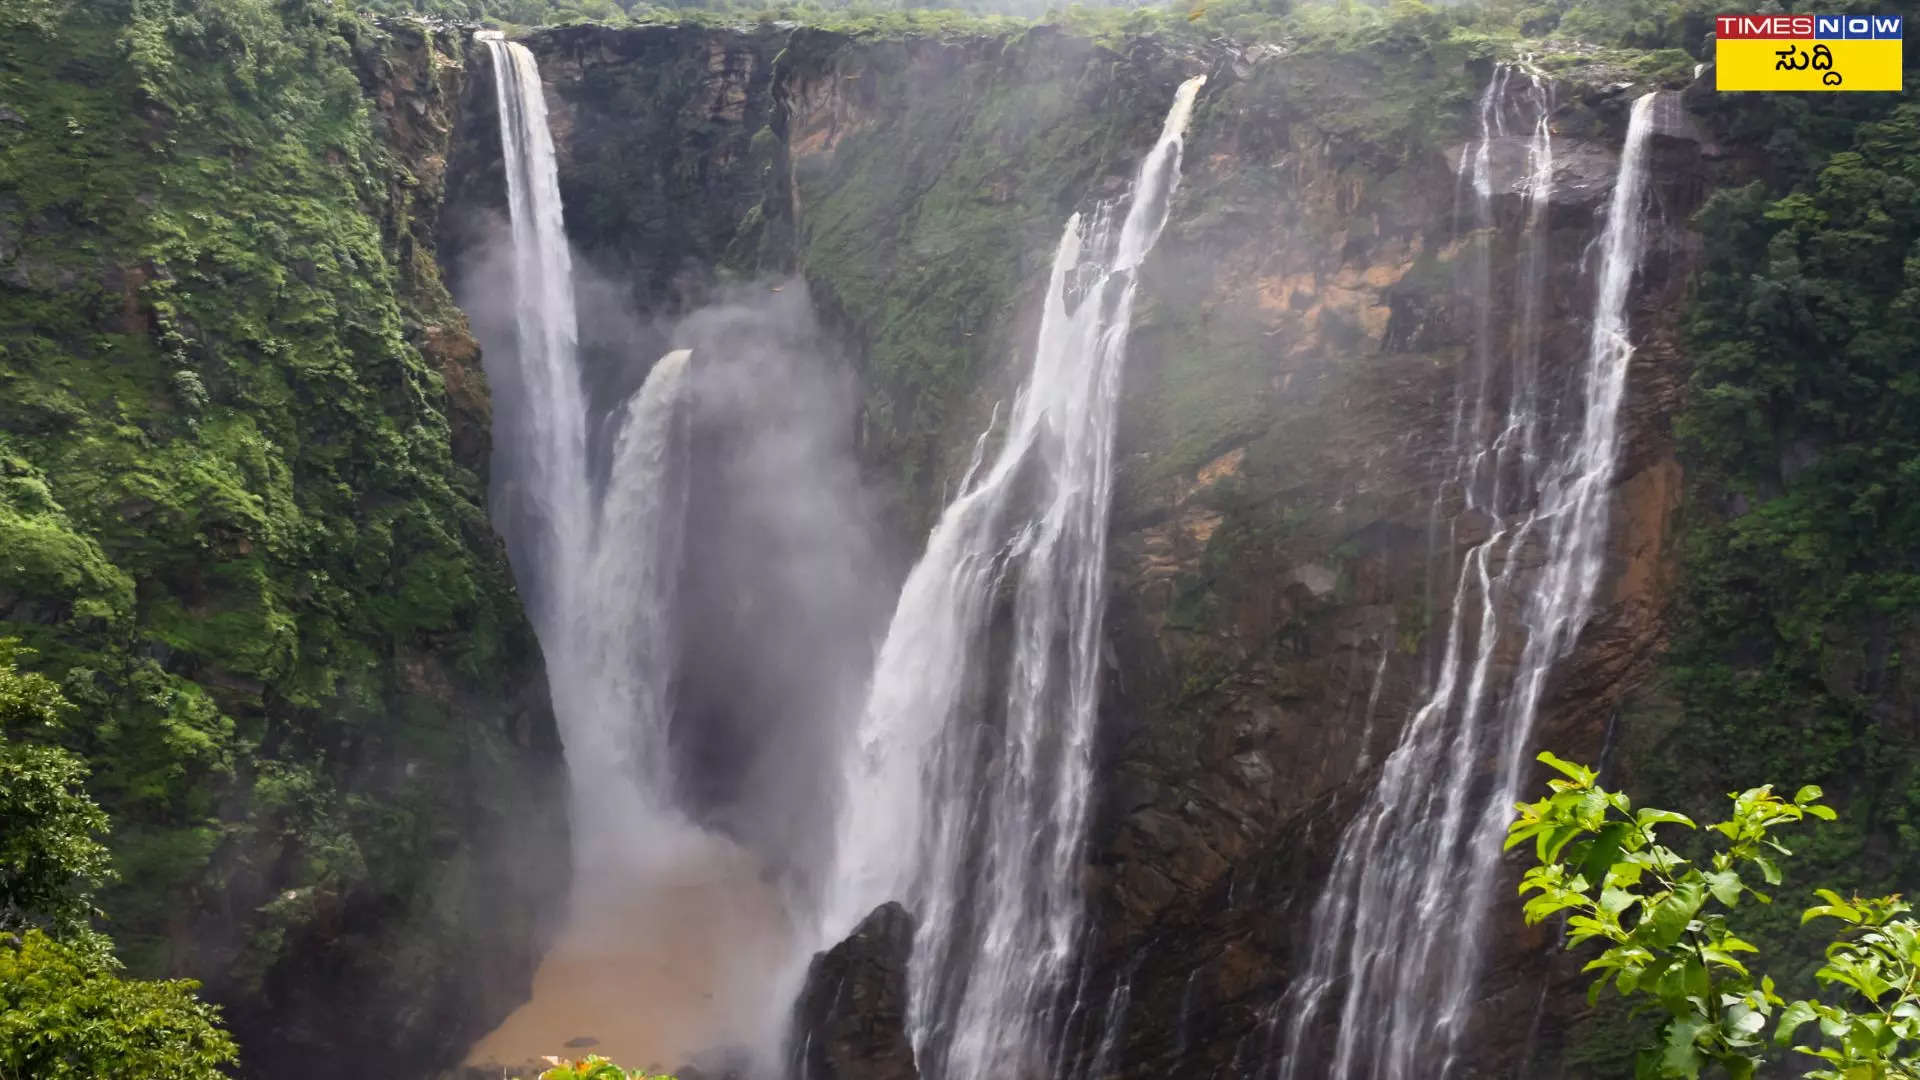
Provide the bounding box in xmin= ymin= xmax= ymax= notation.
xmin=0 ymin=3 xmax=563 ymax=1076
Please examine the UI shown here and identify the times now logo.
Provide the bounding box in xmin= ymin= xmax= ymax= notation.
xmin=1715 ymin=13 xmax=1904 ymax=38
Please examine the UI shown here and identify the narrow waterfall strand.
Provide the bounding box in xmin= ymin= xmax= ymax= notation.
xmin=481 ymin=32 xmax=591 ymax=614
xmin=825 ymin=75 xmax=1205 ymax=1080
xmin=1276 ymin=79 xmax=1659 ymax=1080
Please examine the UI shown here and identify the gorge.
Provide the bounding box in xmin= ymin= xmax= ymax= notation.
xmin=3 ymin=2 xmax=1919 ymax=1079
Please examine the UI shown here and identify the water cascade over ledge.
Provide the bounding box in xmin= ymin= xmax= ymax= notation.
xmin=1276 ymin=82 xmax=1663 ymax=1080
xmin=821 ymin=74 xmax=1206 ymax=1080
xmin=465 ymin=35 xmax=791 ymax=1071
xmin=474 ymin=31 xmax=688 ymax=859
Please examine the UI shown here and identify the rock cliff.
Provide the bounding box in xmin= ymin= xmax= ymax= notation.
xmin=790 ymin=902 xmax=922 ymax=1080
xmin=442 ymin=21 xmax=1712 ymax=1078
xmin=0 ymin=8 xmax=565 ymax=1076
xmin=5 ymin=3 xmax=1902 ymax=1075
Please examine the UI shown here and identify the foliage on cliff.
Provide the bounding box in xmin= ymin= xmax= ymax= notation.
xmin=777 ymin=25 xmax=1184 ymax=508
xmin=1514 ymin=753 xmax=1920 ymax=1080
xmin=0 ymin=0 xmax=560 ymax=1071
xmin=1647 ymin=93 xmax=1920 ymax=918
xmin=0 ymin=653 xmax=238 ymax=1080
xmin=778 ymin=2 xmax=1542 ymax=522
xmin=362 ymin=0 xmax=1725 ymax=57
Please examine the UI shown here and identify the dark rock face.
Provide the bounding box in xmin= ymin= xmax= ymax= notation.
xmin=790 ymin=902 xmax=921 ymax=1080
xmin=1073 ymin=67 xmax=1708 ymax=1080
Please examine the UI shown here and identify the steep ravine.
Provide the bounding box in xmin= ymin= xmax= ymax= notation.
xmin=435 ymin=20 xmax=1714 ymax=1080
xmin=6 ymin=6 xmax=1900 ymax=1078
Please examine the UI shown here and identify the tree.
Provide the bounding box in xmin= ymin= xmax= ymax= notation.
xmin=0 ymin=649 xmax=238 ymax=1079
xmin=0 ymin=743 xmax=112 ymax=941
xmin=1510 ymin=751 xmax=1920 ymax=1079
xmin=0 ymin=931 xmax=237 ymax=1080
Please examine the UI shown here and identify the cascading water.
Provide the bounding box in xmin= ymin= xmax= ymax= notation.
xmin=1275 ymin=79 xmax=1662 ymax=1080
xmin=469 ymin=36 xmax=797 ymax=1071
xmin=824 ymin=74 xmax=1206 ymax=1080
xmin=476 ymin=31 xmax=687 ymax=865
xmin=479 ymin=30 xmax=590 ymax=610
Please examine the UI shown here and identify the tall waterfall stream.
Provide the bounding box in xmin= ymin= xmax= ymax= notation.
xmin=821 ymin=75 xmax=1205 ymax=1080
xmin=1276 ymin=80 xmax=1663 ymax=1080
xmin=464 ymin=35 xmax=790 ymax=1073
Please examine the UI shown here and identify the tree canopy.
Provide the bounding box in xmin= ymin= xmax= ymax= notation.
xmin=0 ymin=649 xmax=238 ymax=1080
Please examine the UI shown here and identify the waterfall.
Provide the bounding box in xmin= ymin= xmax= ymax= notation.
xmin=479 ymin=32 xmax=689 ymax=867
xmin=1275 ymin=79 xmax=1661 ymax=1080
xmin=824 ymin=74 xmax=1206 ymax=1080
xmin=560 ymin=350 xmax=691 ymax=846
xmin=480 ymin=31 xmax=591 ymax=613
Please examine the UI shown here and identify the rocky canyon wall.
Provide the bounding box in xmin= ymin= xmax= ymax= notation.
xmin=436 ymin=20 xmax=1725 ymax=1079
xmin=3 ymin=4 xmax=1890 ymax=1075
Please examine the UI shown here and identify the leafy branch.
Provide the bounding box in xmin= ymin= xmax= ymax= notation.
xmin=537 ymin=1056 xmax=677 ymax=1080
xmin=1508 ymin=751 xmax=1920 ymax=1079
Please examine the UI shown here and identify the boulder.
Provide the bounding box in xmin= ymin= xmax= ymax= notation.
xmin=789 ymin=903 xmax=919 ymax=1080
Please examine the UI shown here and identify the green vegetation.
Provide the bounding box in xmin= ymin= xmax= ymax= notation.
xmin=0 ymin=0 xmax=559 ymax=1065
xmin=537 ymin=1057 xmax=677 ymax=1080
xmin=365 ymin=0 xmax=1728 ymax=58
xmin=0 ymin=646 xmax=111 ymax=943
xmin=1626 ymin=52 xmax=1920 ymax=1037
xmin=1513 ymin=752 xmax=1920 ymax=1079
xmin=781 ymin=24 xmax=1179 ymax=510
xmin=0 ymin=652 xmax=238 ymax=1080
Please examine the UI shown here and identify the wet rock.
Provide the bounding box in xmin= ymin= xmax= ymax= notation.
xmin=789 ymin=903 xmax=919 ymax=1080
xmin=1550 ymin=139 xmax=1623 ymax=212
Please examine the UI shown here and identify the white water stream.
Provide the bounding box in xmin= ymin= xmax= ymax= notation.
xmin=477 ymin=31 xmax=687 ymax=866
xmin=1276 ymin=80 xmax=1662 ymax=1080
xmin=467 ymin=36 xmax=794 ymax=1073
xmin=823 ymin=75 xmax=1206 ymax=1080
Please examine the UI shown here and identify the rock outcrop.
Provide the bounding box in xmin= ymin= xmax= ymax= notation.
xmin=790 ymin=902 xmax=921 ymax=1080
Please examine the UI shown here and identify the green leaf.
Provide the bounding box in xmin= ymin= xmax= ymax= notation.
xmin=1777 ymin=1001 xmax=1819 ymax=1047
xmin=1728 ymin=1004 xmax=1767 ymax=1038
xmin=1703 ymin=946 xmax=1751 ymax=976
xmin=1662 ymin=1014 xmax=1711 ymax=1077
xmin=1601 ymin=886 xmax=1640 ymax=918
xmin=1645 ymin=881 xmax=1707 ymax=948
xmin=1636 ymin=807 xmax=1697 ymax=832
xmin=1804 ymin=889 xmax=1864 ymax=926
xmin=1704 ymin=869 xmax=1744 ymax=907
xmin=1538 ymin=750 xmax=1597 ymax=786
xmin=1576 ymin=822 xmax=1633 ymax=891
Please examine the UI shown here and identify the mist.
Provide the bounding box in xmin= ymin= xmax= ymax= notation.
xmin=670 ymin=281 xmax=898 ymax=916
xmin=453 ymin=185 xmax=893 ymax=1071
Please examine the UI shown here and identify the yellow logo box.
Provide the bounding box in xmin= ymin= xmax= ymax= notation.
xmin=1717 ymin=38 xmax=1903 ymax=90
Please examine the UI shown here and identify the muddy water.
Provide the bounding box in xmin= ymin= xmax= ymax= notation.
xmin=464 ymin=829 xmax=793 ymax=1074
